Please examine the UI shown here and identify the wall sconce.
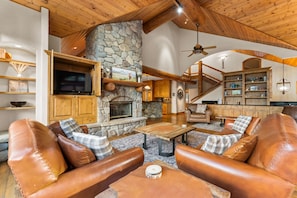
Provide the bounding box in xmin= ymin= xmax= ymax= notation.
xmin=220 ymin=56 xmax=227 ymax=69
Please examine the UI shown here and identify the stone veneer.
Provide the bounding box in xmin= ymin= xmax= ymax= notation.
xmin=85 ymin=20 xmax=146 ymax=137
xmin=142 ymin=101 xmax=162 ymax=118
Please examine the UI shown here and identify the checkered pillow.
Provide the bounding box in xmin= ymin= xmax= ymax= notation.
xmin=232 ymin=116 xmax=252 ymax=134
xmin=201 ymin=134 xmax=242 ymax=155
xmin=59 ymin=118 xmax=84 ymax=139
xmin=73 ymin=132 xmax=114 ymax=160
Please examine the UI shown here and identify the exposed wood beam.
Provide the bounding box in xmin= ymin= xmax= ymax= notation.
xmin=143 ymin=6 xmax=179 ymax=34
xmin=142 ymin=65 xmax=196 ymax=84
xmin=233 ymin=49 xmax=297 ymax=67
xmin=178 ymin=0 xmax=205 ymax=25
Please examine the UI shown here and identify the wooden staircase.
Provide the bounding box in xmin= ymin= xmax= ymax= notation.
xmin=183 ymin=61 xmax=224 ymax=103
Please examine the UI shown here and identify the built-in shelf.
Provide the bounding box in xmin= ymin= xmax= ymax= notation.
xmin=0 ymin=75 xmax=35 ymax=81
xmin=0 ymin=58 xmax=35 ymax=67
xmin=0 ymin=106 xmax=35 ymax=110
xmin=0 ymin=92 xmax=35 ymax=94
xmin=103 ymin=78 xmax=146 ymax=87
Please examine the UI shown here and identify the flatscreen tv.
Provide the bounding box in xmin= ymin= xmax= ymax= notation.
xmin=54 ymin=70 xmax=92 ymax=95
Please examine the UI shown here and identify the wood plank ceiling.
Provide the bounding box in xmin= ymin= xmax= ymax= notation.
xmin=10 ymin=0 xmax=297 ymax=60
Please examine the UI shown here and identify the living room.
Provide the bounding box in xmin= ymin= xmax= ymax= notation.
xmin=2 ymin=0 xmax=297 ymax=197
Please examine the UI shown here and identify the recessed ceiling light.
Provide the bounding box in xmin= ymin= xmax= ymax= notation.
xmin=73 ymin=46 xmax=78 ymax=50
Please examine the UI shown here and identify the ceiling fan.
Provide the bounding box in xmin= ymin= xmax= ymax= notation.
xmin=182 ymin=24 xmax=216 ymax=57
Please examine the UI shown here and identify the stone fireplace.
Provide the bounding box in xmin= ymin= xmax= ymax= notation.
xmin=110 ymin=100 xmax=132 ymax=120
xmin=85 ymin=20 xmax=146 ymax=137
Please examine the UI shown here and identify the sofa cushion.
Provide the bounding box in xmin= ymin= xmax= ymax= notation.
xmin=201 ymin=134 xmax=242 ymax=155
xmin=60 ymin=118 xmax=84 ymax=139
xmin=73 ymin=132 xmax=113 ymax=160
xmin=223 ymin=135 xmax=258 ymax=162
xmin=232 ymin=115 xmax=252 ymax=134
xmin=195 ymin=104 xmax=207 ymax=114
xmin=57 ymin=134 xmax=96 ymax=168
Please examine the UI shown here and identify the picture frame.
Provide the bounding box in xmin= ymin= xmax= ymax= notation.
xmin=112 ymin=67 xmax=136 ymax=82
xmin=9 ymin=80 xmax=28 ymax=92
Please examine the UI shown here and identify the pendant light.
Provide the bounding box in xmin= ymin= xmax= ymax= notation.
xmin=276 ymin=60 xmax=290 ymax=94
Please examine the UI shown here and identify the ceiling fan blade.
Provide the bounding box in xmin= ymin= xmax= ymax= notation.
xmin=201 ymin=50 xmax=208 ymax=55
xmin=181 ymin=50 xmax=193 ymax=52
xmin=188 ymin=52 xmax=194 ymax=57
xmin=203 ymin=46 xmax=216 ymax=49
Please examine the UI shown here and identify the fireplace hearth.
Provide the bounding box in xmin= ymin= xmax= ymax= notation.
xmin=110 ymin=101 xmax=132 ymax=120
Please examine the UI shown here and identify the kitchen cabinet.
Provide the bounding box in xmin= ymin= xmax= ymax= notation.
xmin=162 ymin=103 xmax=171 ymax=115
xmin=153 ymin=79 xmax=170 ymax=98
xmin=142 ymin=80 xmax=153 ymax=101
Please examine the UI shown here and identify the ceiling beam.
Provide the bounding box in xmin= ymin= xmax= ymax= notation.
xmin=178 ymin=0 xmax=205 ymax=25
xmin=142 ymin=65 xmax=196 ymax=84
xmin=233 ymin=49 xmax=297 ymax=67
xmin=143 ymin=6 xmax=179 ymax=34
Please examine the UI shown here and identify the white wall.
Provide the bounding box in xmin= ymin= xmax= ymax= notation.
xmin=142 ymin=22 xmax=181 ymax=74
xmin=0 ymin=0 xmax=48 ymax=130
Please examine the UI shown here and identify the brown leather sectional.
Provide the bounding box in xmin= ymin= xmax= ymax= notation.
xmin=8 ymin=119 xmax=144 ymax=198
xmin=175 ymin=113 xmax=297 ymax=198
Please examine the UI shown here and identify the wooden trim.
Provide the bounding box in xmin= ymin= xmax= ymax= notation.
xmin=142 ymin=65 xmax=196 ymax=84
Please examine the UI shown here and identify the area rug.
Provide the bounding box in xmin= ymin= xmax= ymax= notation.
xmin=192 ymin=121 xmax=223 ymax=132
xmin=111 ymin=131 xmax=209 ymax=168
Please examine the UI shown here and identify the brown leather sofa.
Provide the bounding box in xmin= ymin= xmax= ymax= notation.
xmin=8 ymin=119 xmax=144 ymax=198
xmin=185 ymin=104 xmax=212 ymax=123
xmin=175 ymin=113 xmax=297 ymax=198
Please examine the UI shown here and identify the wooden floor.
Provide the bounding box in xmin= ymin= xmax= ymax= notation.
xmin=0 ymin=114 xmax=186 ymax=198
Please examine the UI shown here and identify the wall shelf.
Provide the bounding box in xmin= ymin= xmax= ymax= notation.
xmin=0 ymin=106 xmax=35 ymax=110
xmin=0 ymin=92 xmax=35 ymax=95
xmin=0 ymin=75 xmax=35 ymax=81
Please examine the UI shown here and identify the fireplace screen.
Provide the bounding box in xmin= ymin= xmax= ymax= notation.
xmin=110 ymin=101 xmax=132 ymax=120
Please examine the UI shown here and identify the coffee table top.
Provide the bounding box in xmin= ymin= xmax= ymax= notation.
xmin=96 ymin=160 xmax=230 ymax=198
xmin=134 ymin=122 xmax=195 ymax=141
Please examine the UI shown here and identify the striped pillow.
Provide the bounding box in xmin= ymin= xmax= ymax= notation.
xmin=201 ymin=134 xmax=242 ymax=155
xmin=232 ymin=115 xmax=252 ymax=134
xmin=73 ymin=132 xmax=113 ymax=160
xmin=59 ymin=118 xmax=83 ymax=139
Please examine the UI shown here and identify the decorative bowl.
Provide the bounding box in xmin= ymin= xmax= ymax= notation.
xmin=10 ymin=101 xmax=26 ymax=107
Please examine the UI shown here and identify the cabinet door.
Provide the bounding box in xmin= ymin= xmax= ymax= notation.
xmin=162 ymin=103 xmax=167 ymax=114
xmin=76 ymin=96 xmax=97 ymax=123
xmin=142 ymin=90 xmax=152 ymax=101
xmin=49 ymin=95 xmax=75 ymax=121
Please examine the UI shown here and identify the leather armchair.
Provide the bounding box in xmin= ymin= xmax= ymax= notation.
xmin=175 ymin=113 xmax=297 ymax=198
xmin=8 ymin=119 xmax=144 ymax=198
xmin=185 ymin=104 xmax=212 ymax=124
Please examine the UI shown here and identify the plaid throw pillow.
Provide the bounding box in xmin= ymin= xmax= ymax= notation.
xmin=232 ymin=115 xmax=252 ymax=134
xmin=73 ymin=132 xmax=114 ymax=160
xmin=201 ymin=134 xmax=242 ymax=155
xmin=59 ymin=118 xmax=84 ymax=139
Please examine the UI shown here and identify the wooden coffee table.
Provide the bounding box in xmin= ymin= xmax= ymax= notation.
xmin=133 ymin=122 xmax=195 ymax=156
xmin=96 ymin=160 xmax=230 ymax=198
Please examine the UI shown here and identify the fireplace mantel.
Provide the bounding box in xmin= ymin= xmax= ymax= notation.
xmin=103 ymin=78 xmax=145 ymax=91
